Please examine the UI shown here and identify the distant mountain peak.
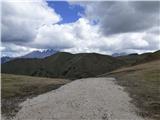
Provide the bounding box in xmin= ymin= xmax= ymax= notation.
xmin=112 ymin=52 xmax=127 ymax=57
xmin=1 ymin=49 xmax=58 ymax=64
xmin=21 ymin=49 xmax=58 ymax=58
xmin=1 ymin=56 xmax=14 ymax=64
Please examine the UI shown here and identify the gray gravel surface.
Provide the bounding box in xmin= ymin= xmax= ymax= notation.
xmin=12 ymin=77 xmax=147 ymax=120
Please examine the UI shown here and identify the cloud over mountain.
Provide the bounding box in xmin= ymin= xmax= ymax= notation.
xmin=1 ymin=1 xmax=160 ymax=57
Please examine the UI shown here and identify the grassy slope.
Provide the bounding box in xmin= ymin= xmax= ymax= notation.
xmin=1 ymin=74 xmax=70 ymax=118
xmin=1 ymin=50 xmax=160 ymax=119
xmin=117 ymin=50 xmax=160 ymax=66
xmin=101 ymin=60 xmax=160 ymax=120
xmin=62 ymin=53 xmax=124 ymax=79
xmin=2 ymin=52 xmax=125 ymax=79
xmin=2 ymin=50 xmax=160 ymax=80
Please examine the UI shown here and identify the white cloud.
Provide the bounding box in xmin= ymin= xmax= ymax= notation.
xmin=31 ymin=18 xmax=99 ymax=51
xmin=32 ymin=24 xmax=75 ymax=49
xmin=1 ymin=1 xmax=160 ymax=57
xmin=89 ymin=32 xmax=160 ymax=54
xmin=2 ymin=0 xmax=61 ymax=43
xmin=1 ymin=43 xmax=38 ymax=57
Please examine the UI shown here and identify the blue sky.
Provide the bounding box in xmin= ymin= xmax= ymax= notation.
xmin=47 ymin=1 xmax=84 ymax=24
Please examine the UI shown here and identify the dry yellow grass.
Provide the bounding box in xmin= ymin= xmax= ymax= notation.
xmin=101 ymin=60 xmax=160 ymax=120
xmin=1 ymin=73 xmax=70 ymax=118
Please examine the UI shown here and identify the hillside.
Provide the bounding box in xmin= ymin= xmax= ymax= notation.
xmin=1 ymin=52 xmax=125 ymax=79
xmin=1 ymin=74 xmax=69 ymax=118
xmin=2 ymin=51 xmax=160 ymax=119
xmin=1 ymin=49 xmax=57 ymax=64
xmin=100 ymin=60 xmax=160 ymax=120
xmin=1 ymin=50 xmax=160 ymax=79
xmin=117 ymin=50 xmax=160 ymax=66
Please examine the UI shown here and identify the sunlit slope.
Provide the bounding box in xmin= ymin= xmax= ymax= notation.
xmin=1 ymin=73 xmax=69 ymax=117
xmin=101 ymin=60 xmax=160 ymax=120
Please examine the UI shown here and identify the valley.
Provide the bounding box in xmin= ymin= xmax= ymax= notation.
xmin=2 ymin=1 xmax=159 ymax=120
xmin=1 ymin=50 xmax=160 ymax=120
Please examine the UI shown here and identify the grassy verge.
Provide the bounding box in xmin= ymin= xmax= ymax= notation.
xmin=1 ymin=74 xmax=70 ymax=119
xmin=101 ymin=60 xmax=160 ymax=120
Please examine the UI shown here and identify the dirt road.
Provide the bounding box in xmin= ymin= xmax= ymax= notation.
xmin=13 ymin=77 xmax=146 ymax=120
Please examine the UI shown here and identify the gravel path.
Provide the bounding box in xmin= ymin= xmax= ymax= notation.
xmin=13 ymin=77 xmax=146 ymax=120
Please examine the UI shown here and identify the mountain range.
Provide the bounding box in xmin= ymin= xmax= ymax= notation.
xmin=112 ymin=52 xmax=127 ymax=57
xmin=21 ymin=49 xmax=57 ymax=58
xmin=1 ymin=49 xmax=57 ymax=64
xmin=1 ymin=57 xmax=14 ymax=64
xmin=2 ymin=50 xmax=160 ymax=79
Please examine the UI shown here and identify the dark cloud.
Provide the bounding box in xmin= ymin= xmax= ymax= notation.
xmin=82 ymin=1 xmax=160 ymax=35
xmin=132 ymin=1 xmax=160 ymax=13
